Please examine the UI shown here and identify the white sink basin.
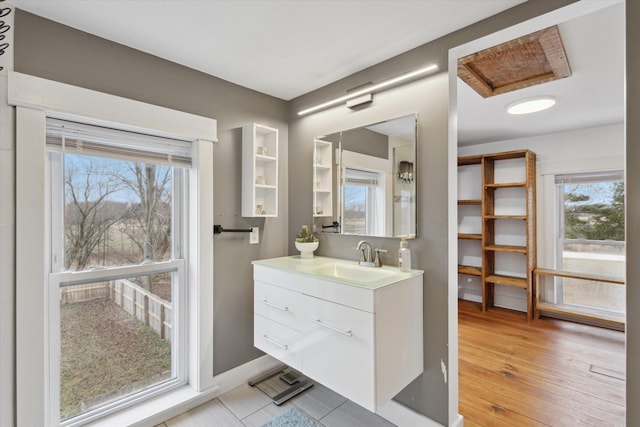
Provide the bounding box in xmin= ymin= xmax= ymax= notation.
xmin=311 ymin=263 xmax=397 ymax=284
xmin=253 ymin=256 xmax=423 ymax=289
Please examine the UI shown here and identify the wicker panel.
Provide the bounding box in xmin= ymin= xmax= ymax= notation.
xmin=458 ymin=26 xmax=571 ymax=98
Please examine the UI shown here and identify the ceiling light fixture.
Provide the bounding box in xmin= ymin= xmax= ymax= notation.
xmin=507 ymin=96 xmax=556 ymax=115
xmin=297 ymin=63 xmax=439 ymax=116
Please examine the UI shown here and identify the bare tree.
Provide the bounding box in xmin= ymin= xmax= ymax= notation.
xmin=115 ymin=163 xmax=171 ymax=289
xmin=65 ymin=160 xmax=122 ymax=270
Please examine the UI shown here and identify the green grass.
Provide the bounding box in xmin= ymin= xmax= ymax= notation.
xmin=60 ymin=299 xmax=171 ymax=420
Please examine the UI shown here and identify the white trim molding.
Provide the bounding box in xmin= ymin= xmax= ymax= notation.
xmin=8 ymin=71 xmax=217 ymax=143
xmin=378 ymin=399 xmax=464 ymax=427
xmin=11 ymin=72 xmax=217 ymax=426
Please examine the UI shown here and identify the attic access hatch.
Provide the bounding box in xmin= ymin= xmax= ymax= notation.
xmin=457 ymin=25 xmax=571 ymax=98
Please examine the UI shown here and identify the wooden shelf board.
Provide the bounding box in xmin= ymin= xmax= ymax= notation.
xmin=255 ymin=184 xmax=277 ymax=190
xmin=534 ymin=268 xmax=624 ymax=285
xmin=458 ymin=265 xmax=482 ymax=276
xmin=485 ymin=182 xmax=526 ymax=189
xmin=482 ymin=149 xmax=532 ymax=161
xmin=535 ymin=301 xmax=624 ymax=328
xmin=458 ymin=155 xmax=483 ymax=166
xmin=459 ymin=233 xmax=482 ymax=240
xmin=485 ymin=274 xmax=528 ymax=289
xmin=484 ymin=244 xmax=527 ymax=254
xmin=484 ymin=215 xmax=527 ymax=220
xmin=458 ymin=199 xmax=482 ymax=205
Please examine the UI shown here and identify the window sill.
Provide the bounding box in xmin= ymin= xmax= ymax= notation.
xmin=86 ymin=384 xmax=220 ymax=427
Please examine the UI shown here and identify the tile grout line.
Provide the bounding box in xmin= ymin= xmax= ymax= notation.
xmin=317 ymin=399 xmax=348 ymax=424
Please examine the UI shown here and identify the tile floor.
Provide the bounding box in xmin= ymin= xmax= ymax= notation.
xmin=155 ymin=372 xmax=395 ymax=427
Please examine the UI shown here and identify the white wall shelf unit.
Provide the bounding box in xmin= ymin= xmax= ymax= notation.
xmin=313 ymin=138 xmax=333 ymax=217
xmin=242 ymin=123 xmax=278 ymax=217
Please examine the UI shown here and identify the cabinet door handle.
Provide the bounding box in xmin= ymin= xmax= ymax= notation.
xmin=314 ymin=319 xmax=353 ymax=337
xmin=262 ymin=334 xmax=289 ymax=350
xmin=262 ymin=299 xmax=288 ymax=311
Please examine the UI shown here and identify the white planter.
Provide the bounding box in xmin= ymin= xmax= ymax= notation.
xmin=295 ymin=241 xmax=319 ymax=259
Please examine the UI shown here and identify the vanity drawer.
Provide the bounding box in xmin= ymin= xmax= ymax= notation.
xmin=254 ymin=281 xmax=307 ymax=331
xmin=254 ymin=264 xmax=375 ymax=313
xmin=254 ymin=314 xmax=303 ymax=370
xmin=301 ymin=295 xmax=375 ymax=411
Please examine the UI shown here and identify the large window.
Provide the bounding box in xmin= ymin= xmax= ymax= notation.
xmin=555 ymin=171 xmax=625 ymax=313
xmin=47 ymin=119 xmax=189 ymax=425
xmin=14 ymin=73 xmax=215 ymax=427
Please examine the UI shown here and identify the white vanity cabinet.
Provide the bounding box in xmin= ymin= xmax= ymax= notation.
xmin=252 ymin=257 xmax=423 ymax=412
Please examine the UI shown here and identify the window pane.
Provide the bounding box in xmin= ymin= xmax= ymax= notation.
xmin=563 ymin=180 xmax=624 ymax=242
xmin=60 ymin=272 xmax=174 ymax=421
xmin=560 ymin=176 xmax=625 ymax=312
xmin=343 ymin=184 xmax=366 ymax=234
xmin=64 ymin=154 xmax=175 ymax=271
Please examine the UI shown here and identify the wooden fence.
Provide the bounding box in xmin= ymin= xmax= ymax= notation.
xmin=60 ymin=279 xmax=172 ymax=341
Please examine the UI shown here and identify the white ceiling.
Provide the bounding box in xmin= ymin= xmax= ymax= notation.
xmin=10 ymin=1 xmax=624 ymax=146
xmin=11 ymin=0 xmax=525 ymax=100
xmin=457 ymin=2 xmax=625 ymax=146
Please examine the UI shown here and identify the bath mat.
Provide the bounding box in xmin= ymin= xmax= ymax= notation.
xmin=261 ymin=407 xmax=322 ymax=427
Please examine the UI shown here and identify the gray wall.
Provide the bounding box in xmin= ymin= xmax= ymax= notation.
xmin=8 ymin=1 xmax=639 ymax=426
xmin=14 ymin=10 xmax=290 ymax=376
xmin=342 ymin=127 xmax=389 ymax=159
xmin=626 ymin=2 xmax=639 ymax=425
xmin=288 ymin=1 xmax=577 ymax=424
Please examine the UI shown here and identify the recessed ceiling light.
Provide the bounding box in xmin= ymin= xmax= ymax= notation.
xmin=507 ymin=96 xmax=556 ymax=115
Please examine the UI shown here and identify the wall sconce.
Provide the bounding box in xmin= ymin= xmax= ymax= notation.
xmin=297 ymin=63 xmax=438 ymax=116
xmin=397 ymin=161 xmax=414 ymax=183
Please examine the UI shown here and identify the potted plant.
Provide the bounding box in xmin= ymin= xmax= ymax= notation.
xmin=295 ymin=225 xmax=319 ymax=259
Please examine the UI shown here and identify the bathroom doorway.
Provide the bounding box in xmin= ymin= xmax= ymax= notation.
xmin=449 ymin=1 xmax=626 ymax=424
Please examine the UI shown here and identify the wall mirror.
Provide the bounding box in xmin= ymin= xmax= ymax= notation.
xmin=313 ymin=113 xmax=417 ymax=238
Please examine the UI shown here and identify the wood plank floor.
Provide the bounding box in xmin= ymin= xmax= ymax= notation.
xmin=458 ymin=300 xmax=625 ymax=427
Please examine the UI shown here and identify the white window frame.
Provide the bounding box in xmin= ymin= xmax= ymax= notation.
xmin=341 ymin=150 xmax=391 ymax=236
xmin=47 ymin=138 xmax=189 ymax=425
xmin=554 ymin=170 xmax=625 ymax=306
xmin=11 ymin=71 xmax=216 ymax=426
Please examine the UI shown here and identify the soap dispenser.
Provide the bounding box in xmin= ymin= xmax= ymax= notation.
xmin=398 ymin=234 xmax=412 ymax=272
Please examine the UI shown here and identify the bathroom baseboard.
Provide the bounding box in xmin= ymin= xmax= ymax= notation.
xmin=211 ymin=354 xmax=283 ymax=396
xmin=378 ymin=399 xmax=464 ymax=426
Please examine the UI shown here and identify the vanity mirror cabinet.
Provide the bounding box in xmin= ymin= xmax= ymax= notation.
xmin=313 ymin=114 xmax=417 ymax=237
xmin=252 ymin=256 xmax=424 ymax=412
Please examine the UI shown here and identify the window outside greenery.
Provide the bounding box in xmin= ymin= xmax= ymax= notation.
xmin=559 ymin=174 xmax=625 ymax=313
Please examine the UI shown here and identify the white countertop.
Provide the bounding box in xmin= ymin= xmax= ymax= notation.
xmin=252 ymin=255 xmax=423 ymax=289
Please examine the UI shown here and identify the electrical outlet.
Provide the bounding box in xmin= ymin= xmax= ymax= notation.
xmin=250 ymin=227 xmax=259 ymax=244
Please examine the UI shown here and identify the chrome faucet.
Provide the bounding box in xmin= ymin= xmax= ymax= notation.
xmin=356 ymin=240 xmax=374 ymax=266
xmin=354 ymin=241 xmax=387 ymax=267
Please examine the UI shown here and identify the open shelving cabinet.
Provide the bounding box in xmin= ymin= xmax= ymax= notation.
xmin=242 ymin=123 xmax=278 ymax=217
xmin=458 ymin=150 xmax=536 ymax=319
xmin=313 ymin=138 xmax=333 ymax=217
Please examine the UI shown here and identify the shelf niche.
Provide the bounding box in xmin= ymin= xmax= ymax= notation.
xmin=242 ymin=123 xmax=279 ymax=217
xmin=313 ymin=138 xmax=333 ymax=217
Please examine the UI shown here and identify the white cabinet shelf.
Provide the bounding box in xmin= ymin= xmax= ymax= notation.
xmin=313 ymin=139 xmax=333 ymax=217
xmin=242 ymin=123 xmax=278 ymax=217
